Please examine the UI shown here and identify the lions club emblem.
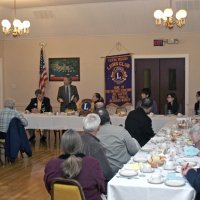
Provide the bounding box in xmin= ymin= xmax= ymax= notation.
xmin=111 ymin=66 xmax=127 ymax=85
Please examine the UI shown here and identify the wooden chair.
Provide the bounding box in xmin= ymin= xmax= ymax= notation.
xmin=51 ymin=178 xmax=86 ymax=200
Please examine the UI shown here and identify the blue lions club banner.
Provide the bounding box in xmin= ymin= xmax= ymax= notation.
xmin=105 ymin=54 xmax=132 ymax=107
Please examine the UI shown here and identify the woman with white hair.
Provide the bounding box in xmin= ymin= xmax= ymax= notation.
xmin=0 ymin=98 xmax=28 ymax=139
xmin=82 ymin=113 xmax=114 ymax=184
xmin=44 ymin=129 xmax=105 ymax=200
xmin=182 ymin=124 xmax=200 ymax=200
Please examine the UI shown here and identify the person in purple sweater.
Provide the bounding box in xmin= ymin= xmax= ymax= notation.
xmin=44 ymin=129 xmax=105 ymax=200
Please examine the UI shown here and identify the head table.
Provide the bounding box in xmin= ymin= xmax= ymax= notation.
xmin=107 ymin=119 xmax=197 ymax=200
xmin=23 ymin=113 xmax=176 ymax=133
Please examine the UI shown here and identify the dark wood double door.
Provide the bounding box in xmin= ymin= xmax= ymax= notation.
xmin=135 ymin=58 xmax=185 ymax=114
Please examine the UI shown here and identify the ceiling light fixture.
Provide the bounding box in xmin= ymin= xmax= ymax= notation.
xmin=1 ymin=0 xmax=30 ymax=37
xmin=153 ymin=0 xmax=187 ymax=29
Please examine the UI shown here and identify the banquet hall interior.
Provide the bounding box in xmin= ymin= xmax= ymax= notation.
xmin=0 ymin=0 xmax=200 ymax=199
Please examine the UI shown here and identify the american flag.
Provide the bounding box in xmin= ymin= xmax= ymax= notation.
xmin=39 ymin=47 xmax=47 ymax=95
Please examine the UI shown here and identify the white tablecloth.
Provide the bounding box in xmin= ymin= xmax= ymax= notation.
xmin=24 ymin=113 xmax=175 ymax=133
xmin=108 ymin=175 xmax=195 ymax=200
xmin=107 ymin=121 xmax=196 ymax=200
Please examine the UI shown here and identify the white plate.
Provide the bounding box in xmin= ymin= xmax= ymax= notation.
xmin=133 ymin=157 xmax=147 ymax=163
xmin=147 ymin=177 xmax=164 ymax=184
xmin=140 ymin=168 xmax=154 ymax=173
xmin=119 ymin=170 xmax=138 ymax=177
xmin=141 ymin=146 xmax=154 ymax=152
xmin=165 ymin=179 xmax=185 ymax=187
xmin=180 ymin=161 xmax=197 ymax=167
xmin=163 ymin=165 xmax=176 ymax=170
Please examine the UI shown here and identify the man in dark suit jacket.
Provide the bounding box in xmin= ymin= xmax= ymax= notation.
xmin=57 ymin=76 xmax=79 ymax=112
xmin=25 ymin=89 xmax=52 ymax=142
xmin=26 ymin=89 xmax=52 ymax=113
xmin=125 ymin=98 xmax=155 ymax=147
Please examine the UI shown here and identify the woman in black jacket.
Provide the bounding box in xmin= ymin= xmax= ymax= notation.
xmin=164 ymin=92 xmax=180 ymax=115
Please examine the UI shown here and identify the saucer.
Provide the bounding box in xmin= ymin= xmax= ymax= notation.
xmin=147 ymin=177 xmax=164 ymax=184
xmin=180 ymin=161 xmax=197 ymax=167
xmin=141 ymin=146 xmax=154 ymax=152
xmin=165 ymin=179 xmax=185 ymax=187
xmin=133 ymin=157 xmax=147 ymax=163
xmin=119 ymin=170 xmax=138 ymax=177
xmin=163 ymin=165 xmax=176 ymax=170
xmin=140 ymin=168 xmax=154 ymax=173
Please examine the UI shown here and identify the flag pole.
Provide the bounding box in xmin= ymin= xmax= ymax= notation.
xmin=39 ymin=42 xmax=48 ymax=95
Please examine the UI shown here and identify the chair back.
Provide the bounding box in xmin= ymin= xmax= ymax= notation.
xmin=51 ymin=178 xmax=86 ymax=200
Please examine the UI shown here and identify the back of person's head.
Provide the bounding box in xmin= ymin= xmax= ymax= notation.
xmin=4 ymin=99 xmax=15 ymax=109
xmin=95 ymin=108 xmax=111 ymax=125
xmin=141 ymin=88 xmax=151 ymax=97
xmin=141 ymin=98 xmax=153 ymax=109
xmin=83 ymin=113 xmax=101 ymax=133
xmin=35 ymin=89 xmax=42 ymax=96
xmin=95 ymin=93 xmax=104 ymax=103
xmin=189 ymin=124 xmax=200 ymax=144
xmin=61 ymin=129 xmax=83 ymax=179
xmin=196 ymin=91 xmax=200 ymax=97
xmin=190 ymin=123 xmax=200 ymax=135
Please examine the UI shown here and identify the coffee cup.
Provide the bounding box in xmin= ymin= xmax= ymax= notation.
xmin=151 ymin=174 xmax=162 ymax=182
xmin=141 ymin=163 xmax=152 ymax=172
xmin=164 ymin=161 xmax=175 ymax=169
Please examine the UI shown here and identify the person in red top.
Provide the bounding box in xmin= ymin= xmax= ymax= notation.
xmin=44 ymin=129 xmax=105 ymax=200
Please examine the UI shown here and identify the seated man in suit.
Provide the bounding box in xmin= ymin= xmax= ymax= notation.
xmin=57 ymin=76 xmax=79 ymax=112
xmin=125 ymin=98 xmax=155 ymax=147
xmin=25 ymin=89 xmax=52 ymax=142
xmin=0 ymin=99 xmax=28 ymax=139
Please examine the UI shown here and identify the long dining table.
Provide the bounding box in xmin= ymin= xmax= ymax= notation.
xmin=23 ymin=113 xmax=176 ymax=133
xmin=107 ymin=119 xmax=197 ymax=200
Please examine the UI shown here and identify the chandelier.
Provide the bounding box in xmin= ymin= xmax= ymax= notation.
xmin=1 ymin=0 xmax=30 ymax=37
xmin=153 ymin=0 xmax=187 ymax=29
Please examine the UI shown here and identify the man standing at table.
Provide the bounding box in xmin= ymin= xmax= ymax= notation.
xmin=125 ymin=98 xmax=155 ymax=147
xmin=57 ymin=76 xmax=79 ymax=112
xmin=25 ymin=89 xmax=52 ymax=142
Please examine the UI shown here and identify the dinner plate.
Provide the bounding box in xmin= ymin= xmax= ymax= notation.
xmin=133 ymin=157 xmax=147 ymax=163
xmin=165 ymin=179 xmax=185 ymax=187
xmin=147 ymin=177 xmax=164 ymax=184
xmin=119 ymin=170 xmax=138 ymax=177
xmin=140 ymin=168 xmax=154 ymax=173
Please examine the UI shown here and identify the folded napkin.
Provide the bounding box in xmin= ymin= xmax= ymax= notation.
xmin=184 ymin=146 xmax=199 ymax=156
xmin=166 ymin=172 xmax=184 ymax=180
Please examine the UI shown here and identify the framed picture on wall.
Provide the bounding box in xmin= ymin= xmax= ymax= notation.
xmin=49 ymin=57 xmax=80 ymax=81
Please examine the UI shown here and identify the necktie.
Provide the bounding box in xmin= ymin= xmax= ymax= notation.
xmin=68 ymin=86 xmax=71 ymax=102
xmin=37 ymin=100 xmax=42 ymax=111
xmin=65 ymin=86 xmax=69 ymax=103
